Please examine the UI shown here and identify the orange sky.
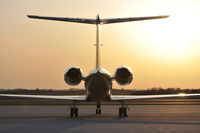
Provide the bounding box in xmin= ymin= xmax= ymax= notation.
xmin=0 ymin=0 xmax=200 ymax=89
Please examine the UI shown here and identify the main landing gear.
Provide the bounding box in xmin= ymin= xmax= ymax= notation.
xmin=96 ymin=102 xmax=101 ymax=115
xmin=119 ymin=101 xmax=129 ymax=118
xmin=68 ymin=102 xmax=78 ymax=118
xmin=70 ymin=107 xmax=78 ymax=117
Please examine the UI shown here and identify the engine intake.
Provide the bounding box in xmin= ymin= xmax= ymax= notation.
xmin=64 ymin=66 xmax=82 ymax=86
xmin=114 ymin=66 xmax=133 ymax=85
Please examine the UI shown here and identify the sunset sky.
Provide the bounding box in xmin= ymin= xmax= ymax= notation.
xmin=0 ymin=0 xmax=200 ymax=90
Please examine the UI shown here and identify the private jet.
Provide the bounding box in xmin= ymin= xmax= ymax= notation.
xmin=1 ymin=14 xmax=200 ymax=118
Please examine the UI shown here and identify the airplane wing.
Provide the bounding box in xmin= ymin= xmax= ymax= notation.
xmin=1 ymin=93 xmax=199 ymax=101
xmin=27 ymin=15 xmax=96 ymax=24
xmin=101 ymin=15 xmax=169 ymax=24
xmin=111 ymin=93 xmax=200 ymax=101
xmin=0 ymin=94 xmax=86 ymax=101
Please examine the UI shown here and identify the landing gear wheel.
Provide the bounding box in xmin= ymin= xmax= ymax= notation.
xmin=96 ymin=109 xmax=98 ymax=114
xmin=96 ymin=109 xmax=101 ymax=114
xmin=70 ymin=107 xmax=78 ymax=118
xmin=96 ymin=109 xmax=99 ymax=114
xmin=123 ymin=107 xmax=128 ymax=117
xmin=119 ymin=107 xmax=123 ymax=117
xmin=70 ymin=107 xmax=74 ymax=118
xmin=99 ymin=109 xmax=101 ymax=114
xmin=74 ymin=107 xmax=78 ymax=117
xmin=119 ymin=107 xmax=128 ymax=118
xmin=96 ymin=102 xmax=101 ymax=115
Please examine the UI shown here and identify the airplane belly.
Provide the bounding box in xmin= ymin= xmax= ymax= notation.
xmin=85 ymin=73 xmax=112 ymax=101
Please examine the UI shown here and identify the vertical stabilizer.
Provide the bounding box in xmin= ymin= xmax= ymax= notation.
xmin=96 ymin=15 xmax=101 ymax=70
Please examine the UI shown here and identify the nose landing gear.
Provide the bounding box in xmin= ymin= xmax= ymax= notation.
xmin=96 ymin=102 xmax=101 ymax=115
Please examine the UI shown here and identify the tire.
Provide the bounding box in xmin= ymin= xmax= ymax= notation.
xmin=99 ymin=109 xmax=101 ymax=114
xmin=70 ymin=107 xmax=74 ymax=117
xmin=119 ymin=107 xmax=123 ymax=117
xmin=96 ymin=109 xmax=99 ymax=114
xmin=123 ymin=107 xmax=128 ymax=117
xmin=96 ymin=109 xmax=101 ymax=114
xmin=74 ymin=107 xmax=78 ymax=117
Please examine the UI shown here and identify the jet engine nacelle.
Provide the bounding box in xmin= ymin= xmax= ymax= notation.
xmin=114 ymin=66 xmax=133 ymax=85
xmin=64 ymin=66 xmax=82 ymax=86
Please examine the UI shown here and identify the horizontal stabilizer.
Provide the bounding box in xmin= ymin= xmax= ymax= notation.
xmin=101 ymin=15 xmax=169 ymax=24
xmin=28 ymin=15 xmax=169 ymax=25
xmin=27 ymin=15 xmax=96 ymax=24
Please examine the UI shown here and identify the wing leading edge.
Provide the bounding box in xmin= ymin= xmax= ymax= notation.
xmin=111 ymin=93 xmax=200 ymax=101
xmin=0 ymin=94 xmax=86 ymax=101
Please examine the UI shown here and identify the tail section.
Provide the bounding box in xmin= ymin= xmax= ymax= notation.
xmin=28 ymin=14 xmax=169 ymax=70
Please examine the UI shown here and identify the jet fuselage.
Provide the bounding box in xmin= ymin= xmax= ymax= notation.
xmin=85 ymin=68 xmax=112 ymax=101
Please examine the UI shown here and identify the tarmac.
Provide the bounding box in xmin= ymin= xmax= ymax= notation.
xmin=0 ymin=105 xmax=200 ymax=133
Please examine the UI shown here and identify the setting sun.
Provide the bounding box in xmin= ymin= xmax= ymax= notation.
xmin=141 ymin=1 xmax=200 ymax=60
